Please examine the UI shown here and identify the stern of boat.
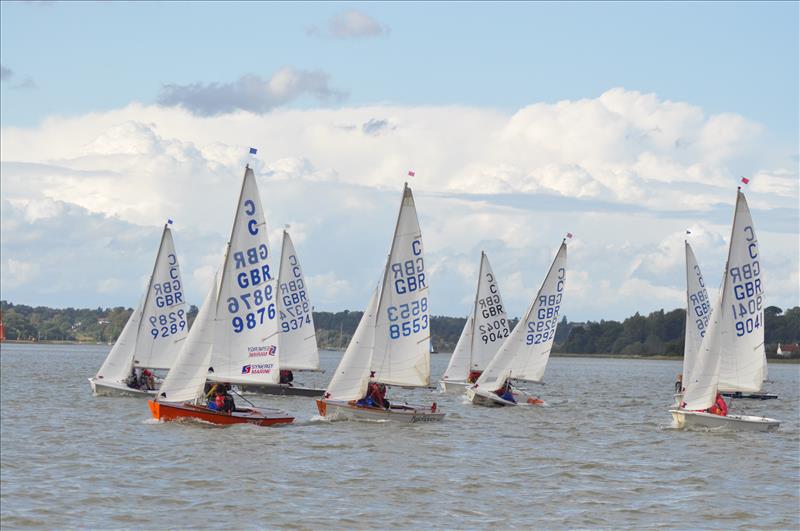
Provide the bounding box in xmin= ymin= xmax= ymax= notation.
xmin=148 ymin=400 xmax=160 ymax=420
xmin=316 ymin=399 xmax=327 ymax=417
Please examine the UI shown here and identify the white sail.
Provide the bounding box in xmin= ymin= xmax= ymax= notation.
xmin=132 ymin=225 xmax=189 ymax=370
xmin=157 ymin=273 xmax=220 ymax=403
xmin=95 ymin=299 xmax=143 ymax=383
xmin=717 ymin=191 xmax=766 ymax=392
xmin=682 ymin=294 xmax=723 ymax=410
xmin=681 ymin=242 xmax=712 ymax=389
xmin=277 ymin=230 xmax=320 ymax=370
xmin=476 ymin=242 xmax=567 ymax=391
xmin=323 ymin=287 xmax=380 ymax=402
xmin=371 ymin=184 xmax=430 ymax=387
xmin=470 ymin=252 xmax=511 ymax=371
xmin=210 ymin=167 xmax=280 ymax=384
xmin=441 ymin=314 xmax=473 ymax=382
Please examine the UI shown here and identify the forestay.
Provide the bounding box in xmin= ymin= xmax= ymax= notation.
xmin=717 ymin=191 xmax=766 ymax=392
xmin=158 ymin=273 xmax=220 ymax=403
xmin=277 ymin=230 xmax=320 ymax=370
xmin=211 ymin=167 xmax=280 ymax=384
xmin=681 ymin=242 xmax=712 ymax=389
xmin=371 ymin=184 xmax=430 ymax=387
xmin=132 ymin=226 xmax=189 ymax=370
xmin=323 ymin=287 xmax=380 ymax=402
xmin=476 ymin=242 xmax=567 ymax=391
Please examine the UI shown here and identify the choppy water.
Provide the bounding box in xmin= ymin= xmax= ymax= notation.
xmin=1 ymin=343 xmax=798 ymax=529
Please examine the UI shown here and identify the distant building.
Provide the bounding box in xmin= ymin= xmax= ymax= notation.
xmin=97 ymin=319 xmax=110 ymax=325
xmin=776 ymin=343 xmax=799 ymax=358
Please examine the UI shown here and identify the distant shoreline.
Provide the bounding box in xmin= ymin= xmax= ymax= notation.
xmin=3 ymin=340 xmax=798 ymax=363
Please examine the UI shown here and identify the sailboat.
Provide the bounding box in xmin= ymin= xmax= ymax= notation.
xmin=89 ymin=222 xmax=188 ymax=397
xmin=466 ymin=240 xmax=567 ymax=407
xmin=673 ymin=242 xmax=712 ymax=406
xmin=148 ymin=272 xmax=293 ymax=426
xmin=202 ymin=165 xmax=284 ymax=390
xmin=239 ymin=229 xmax=325 ymax=396
xmin=315 ymin=183 xmax=444 ymax=422
xmin=439 ymin=251 xmax=511 ymax=393
xmin=669 ymin=188 xmax=780 ymax=431
xmin=148 ymin=166 xmax=294 ymax=426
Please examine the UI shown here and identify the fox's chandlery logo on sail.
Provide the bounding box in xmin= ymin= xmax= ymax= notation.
xmin=241 ymin=363 xmax=274 ymax=375
xmin=248 ymin=345 xmax=276 ymax=358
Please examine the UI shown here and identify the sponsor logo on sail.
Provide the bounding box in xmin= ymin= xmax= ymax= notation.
xmin=241 ymin=363 xmax=274 ymax=375
xmin=248 ymin=345 xmax=276 ymax=357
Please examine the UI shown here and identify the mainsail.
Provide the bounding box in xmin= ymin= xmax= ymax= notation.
xmin=132 ymin=225 xmax=189 ymax=369
xmin=681 ymin=242 xmax=712 ymax=389
xmin=371 ymin=184 xmax=431 ymax=387
xmin=277 ymin=230 xmax=320 ymax=370
xmin=683 ymin=189 xmax=765 ymax=409
xmin=476 ymin=242 xmax=567 ymax=391
xmin=442 ymin=252 xmax=510 ymax=382
xmin=210 ymin=166 xmax=280 ymax=384
xmin=717 ymin=191 xmax=766 ymax=392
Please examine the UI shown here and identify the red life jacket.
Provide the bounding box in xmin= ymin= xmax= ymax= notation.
xmin=715 ymin=394 xmax=728 ymax=416
xmin=215 ymin=395 xmax=225 ymax=409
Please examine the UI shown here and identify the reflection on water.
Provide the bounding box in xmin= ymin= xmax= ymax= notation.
xmin=1 ymin=343 xmax=798 ymax=529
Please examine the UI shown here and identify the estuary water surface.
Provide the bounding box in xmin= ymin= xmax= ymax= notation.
xmin=1 ymin=343 xmax=798 ymax=529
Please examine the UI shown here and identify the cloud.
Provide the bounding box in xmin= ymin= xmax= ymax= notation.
xmin=157 ymin=68 xmax=347 ymax=116
xmin=0 ymin=89 xmax=797 ymax=318
xmin=307 ymin=10 xmax=389 ymax=39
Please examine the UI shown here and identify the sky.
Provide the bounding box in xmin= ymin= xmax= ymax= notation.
xmin=1 ymin=1 xmax=798 ymax=322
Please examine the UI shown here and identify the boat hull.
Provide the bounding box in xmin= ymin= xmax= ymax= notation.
xmin=465 ymin=386 xmax=518 ymax=407
xmin=237 ymin=383 xmax=324 ymax=397
xmin=438 ymin=380 xmax=470 ymax=394
xmin=669 ymin=409 xmax=780 ymax=432
xmin=149 ymin=400 xmax=294 ymax=426
xmin=721 ymin=391 xmax=778 ymax=400
xmin=315 ymin=399 xmax=444 ymax=423
xmin=89 ymin=377 xmax=156 ymax=398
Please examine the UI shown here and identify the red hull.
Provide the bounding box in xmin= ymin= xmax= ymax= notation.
xmin=149 ymin=400 xmax=293 ymax=426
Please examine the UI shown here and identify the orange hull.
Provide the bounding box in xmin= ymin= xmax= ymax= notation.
xmin=148 ymin=400 xmax=293 ymax=427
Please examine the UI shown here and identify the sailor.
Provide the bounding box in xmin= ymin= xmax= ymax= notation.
xmin=125 ymin=367 xmax=138 ymax=389
xmin=467 ymin=370 xmax=482 ymax=384
xmin=221 ymin=383 xmax=235 ymax=413
xmin=674 ymin=373 xmax=683 ymax=393
xmin=142 ymin=369 xmax=156 ymax=390
xmin=279 ymin=370 xmax=294 ymax=386
xmin=707 ymin=393 xmax=728 ymax=416
xmin=495 ymin=379 xmax=516 ymax=403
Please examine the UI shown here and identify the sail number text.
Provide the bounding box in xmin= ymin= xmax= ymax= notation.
xmin=387 ymin=297 xmax=429 ymax=339
xmin=391 ymin=239 xmax=426 ymax=294
xmin=279 ymin=255 xmax=312 ymax=332
xmin=147 ymin=253 xmax=186 ymax=339
xmin=730 ymin=225 xmax=763 ymax=337
xmin=478 ymin=272 xmax=510 ymax=343
xmin=689 ymin=265 xmax=711 ymax=337
xmin=526 ymin=268 xmax=565 ymax=345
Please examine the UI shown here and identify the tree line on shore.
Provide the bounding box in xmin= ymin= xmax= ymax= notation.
xmin=1 ymin=300 xmax=798 ymax=358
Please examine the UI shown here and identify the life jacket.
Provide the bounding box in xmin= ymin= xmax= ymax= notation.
xmin=715 ymin=394 xmax=728 ymax=416
xmin=215 ymin=394 xmax=226 ymax=410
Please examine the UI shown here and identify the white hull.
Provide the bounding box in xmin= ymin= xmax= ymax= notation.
xmin=669 ymin=409 xmax=780 ymax=432
xmin=465 ymin=386 xmax=518 ymax=407
xmin=438 ymin=380 xmax=470 ymax=394
xmin=89 ymin=377 xmax=157 ymax=398
xmin=317 ymin=400 xmax=445 ymax=423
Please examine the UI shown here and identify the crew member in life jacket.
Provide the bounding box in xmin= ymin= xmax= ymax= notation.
xmin=279 ymin=370 xmax=294 ymax=386
xmin=494 ymin=378 xmax=516 ymax=403
xmin=357 ymin=381 xmax=391 ymax=409
xmin=706 ymin=393 xmax=728 ymax=416
xmin=674 ymin=373 xmax=683 ymax=393
xmin=467 ymin=370 xmax=482 ymax=384
xmin=142 ymin=369 xmax=156 ymax=391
